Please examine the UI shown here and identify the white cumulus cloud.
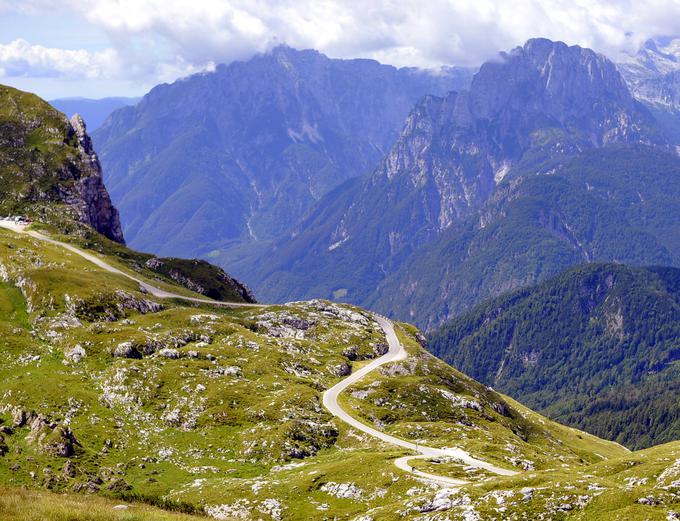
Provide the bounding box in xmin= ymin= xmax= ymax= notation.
xmin=3 ymin=0 xmax=680 ymax=94
xmin=0 ymin=39 xmax=119 ymax=79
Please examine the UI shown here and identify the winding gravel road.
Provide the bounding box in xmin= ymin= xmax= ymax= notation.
xmin=1 ymin=220 xmax=515 ymax=485
xmin=323 ymin=315 xmax=517 ymax=485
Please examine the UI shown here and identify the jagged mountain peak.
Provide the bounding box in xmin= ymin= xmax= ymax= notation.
xmin=471 ymin=37 xmax=634 ymax=124
xmin=93 ymin=47 xmax=473 ymax=259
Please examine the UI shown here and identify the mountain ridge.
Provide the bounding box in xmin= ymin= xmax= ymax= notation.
xmin=93 ymin=45 xmax=473 ymax=261
xmin=248 ymin=38 xmax=671 ymax=320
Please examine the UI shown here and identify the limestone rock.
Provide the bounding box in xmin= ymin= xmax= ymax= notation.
xmin=68 ymin=115 xmax=125 ymax=243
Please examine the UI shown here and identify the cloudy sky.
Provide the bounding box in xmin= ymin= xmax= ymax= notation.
xmin=2 ymin=0 xmax=680 ymax=100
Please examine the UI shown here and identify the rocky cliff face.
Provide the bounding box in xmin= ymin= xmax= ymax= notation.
xmin=66 ymin=115 xmax=125 ymax=243
xmin=250 ymin=39 xmax=665 ymax=308
xmin=0 ymin=85 xmax=124 ymax=243
xmin=370 ymin=38 xmax=658 ymax=234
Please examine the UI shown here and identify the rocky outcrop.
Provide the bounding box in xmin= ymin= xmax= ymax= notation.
xmin=8 ymin=407 xmax=78 ymax=457
xmin=143 ymin=257 xmax=257 ymax=303
xmin=617 ymin=38 xmax=680 ymax=110
xmin=0 ymin=85 xmax=125 ymax=243
xmin=67 ymin=115 xmax=125 ymax=243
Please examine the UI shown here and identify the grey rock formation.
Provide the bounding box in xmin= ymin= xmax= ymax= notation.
xmin=68 ymin=115 xmax=125 ymax=243
xmin=617 ymin=37 xmax=680 ymax=109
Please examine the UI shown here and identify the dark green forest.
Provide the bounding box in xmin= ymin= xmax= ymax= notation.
xmin=428 ymin=263 xmax=680 ymax=449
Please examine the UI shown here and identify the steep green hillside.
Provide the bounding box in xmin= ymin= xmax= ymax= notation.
xmin=429 ymin=263 xmax=680 ymax=449
xmin=389 ymin=440 xmax=680 ymax=520
xmin=65 ymin=226 xmax=257 ymax=304
xmin=0 ymin=222 xmax=636 ymax=520
xmin=0 ymin=84 xmax=254 ymax=304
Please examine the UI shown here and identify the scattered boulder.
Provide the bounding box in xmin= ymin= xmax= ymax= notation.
xmin=158 ymin=348 xmax=180 ymax=359
xmin=106 ymin=478 xmax=132 ymax=493
xmin=329 ymin=362 xmax=351 ymax=377
xmin=320 ymin=482 xmax=364 ymax=500
xmin=0 ymin=434 xmax=8 ymax=456
xmin=373 ymin=342 xmax=389 ymax=356
xmin=12 ymin=409 xmax=27 ymax=428
xmin=342 ymin=345 xmax=358 ymax=360
xmin=65 ymin=344 xmax=87 ymax=364
xmin=114 ymin=290 xmax=163 ymax=315
xmin=257 ymin=312 xmax=315 ymax=339
xmin=72 ymin=480 xmax=100 ymax=493
xmin=63 ymin=459 xmax=77 ymax=478
xmin=40 ymin=425 xmax=77 ymax=457
xmin=113 ymin=342 xmax=141 ymax=359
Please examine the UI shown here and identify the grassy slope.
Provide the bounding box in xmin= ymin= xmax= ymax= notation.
xmin=30 ymin=222 xmax=254 ymax=303
xmin=0 ymin=487 xmax=202 ymax=521
xmin=341 ymin=324 xmax=628 ymax=473
xmin=0 ymin=225 xmax=676 ymax=520
xmin=0 ymin=85 xmax=87 ymax=222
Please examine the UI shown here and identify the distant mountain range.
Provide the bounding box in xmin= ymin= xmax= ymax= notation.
xmin=246 ymin=38 xmax=676 ymax=327
xmin=49 ymin=96 xmax=140 ymax=131
xmin=429 ymin=262 xmax=680 ymax=449
xmin=92 ymin=46 xmax=473 ymax=263
xmin=617 ymin=37 xmax=680 ymax=141
xmin=86 ymin=38 xmax=680 ymax=333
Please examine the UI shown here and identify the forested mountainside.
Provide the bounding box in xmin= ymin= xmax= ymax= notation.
xmin=429 ymin=263 xmax=680 ymax=450
xmin=369 ymin=145 xmax=680 ymax=328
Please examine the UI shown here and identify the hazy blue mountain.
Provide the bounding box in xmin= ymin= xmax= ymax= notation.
xmin=49 ymin=97 xmax=140 ymax=131
xmin=428 ymin=262 xmax=680 ymax=449
xmin=92 ymin=46 xmax=473 ymax=260
xmin=250 ymin=39 xmax=667 ymax=318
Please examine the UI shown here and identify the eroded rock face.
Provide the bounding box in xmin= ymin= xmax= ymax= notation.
xmin=9 ymin=408 xmax=78 ymax=457
xmin=67 ymin=115 xmax=125 ymax=244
